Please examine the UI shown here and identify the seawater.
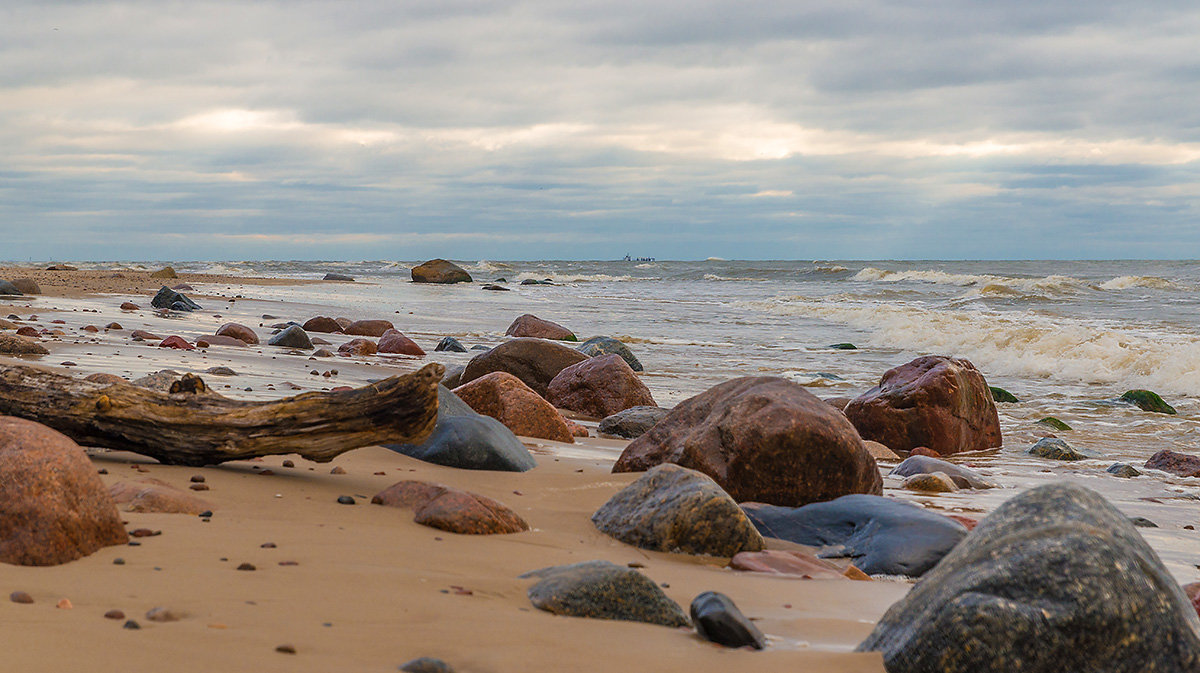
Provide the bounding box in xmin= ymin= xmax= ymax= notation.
xmin=70 ymin=259 xmax=1200 ymax=465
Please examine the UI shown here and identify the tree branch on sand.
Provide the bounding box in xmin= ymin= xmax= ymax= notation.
xmin=0 ymin=362 xmax=443 ymax=467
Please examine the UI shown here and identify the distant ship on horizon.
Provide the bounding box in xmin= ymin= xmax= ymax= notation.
xmin=622 ymin=254 xmax=655 ymax=262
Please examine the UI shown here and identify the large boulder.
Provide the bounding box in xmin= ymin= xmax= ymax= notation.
xmin=10 ymin=279 xmax=40 ymax=295
xmin=302 ymin=316 xmax=344 ymax=333
xmin=613 ymin=377 xmax=882 ymax=507
xmin=0 ymin=280 xmax=23 ymax=296
xmin=505 ymin=314 xmax=576 ymax=341
xmin=411 ymin=259 xmax=472 ymax=284
xmin=743 ymin=494 xmax=967 ymax=577
xmin=0 ymin=417 xmax=129 ymax=565
xmin=150 ymin=286 xmax=201 ymax=311
xmin=521 ymin=560 xmax=690 ymax=628
xmin=1145 ymin=449 xmax=1200 ymax=477
xmin=267 ymin=325 xmax=313 ymax=350
xmin=598 ymin=406 xmax=671 ymax=439
xmin=577 ymin=336 xmax=643 ymax=371
xmin=592 ymin=464 xmax=764 ymax=557
xmin=546 ymin=354 xmax=655 ymax=418
xmin=215 ymin=322 xmax=259 ymax=345
xmin=378 ymin=329 xmax=426 ymax=356
xmin=459 ymin=337 xmax=589 ymax=397
xmin=0 ymin=335 xmax=49 ymax=355
xmin=371 ymin=480 xmax=528 ymax=535
xmin=844 ymin=356 xmax=1001 ymax=455
xmin=888 ymin=455 xmax=997 ymax=489
xmin=857 ymin=483 xmax=1200 ymax=672
xmin=384 ymin=386 xmax=536 ymax=472
xmin=453 ymin=372 xmax=574 ymax=443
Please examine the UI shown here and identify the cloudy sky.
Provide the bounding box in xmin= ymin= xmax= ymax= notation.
xmin=3 ymin=1 xmax=1200 ymax=261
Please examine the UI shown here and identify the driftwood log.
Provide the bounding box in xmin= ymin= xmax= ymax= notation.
xmin=0 ymin=362 xmax=443 ymax=466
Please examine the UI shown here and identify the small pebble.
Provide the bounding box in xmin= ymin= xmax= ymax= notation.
xmin=190 ymin=475 xmax=206 ymax=483
xmin=237 ymin=563 xmax=257 ymax=571
xmin=145 ymin=607 xmax=182 ymax=622
xmin=330 ymin=466 xmax=346 ymax=475
xmin=129 ymin=528 xmax=159 ymax=538
xmin=198 ymin=510 xmax=213 ymax=518
xmin=282 ymin=460 xmax=295 ymax=468
xmin=10 ymin=591 xmax=34 ymax=604
xmin=113 ymin=558 xmax=125 ymax=565
xmin=97 ymin=468 xmax=108 ymax=475
xmin=123 ymin=620 xmax=141 ymax=630
xmin=261 ymin=542 xmax=277 ymax=548
xmin=57 ymin=598 xmax=73 ymax=609
xmin=260 ymin=469 xmax=275 ymax=476
xmin=104 ymin=609 xmax=125 ymax=620
xmin=190 ymin=483 xmax=210 ymax=491
xmin=276 ymin=644 xmax=297 ymax=654
xmin=337 ymin=495 xmax=355 ymax=505
xmin=279 ymin=561 xmax=299 ymax=566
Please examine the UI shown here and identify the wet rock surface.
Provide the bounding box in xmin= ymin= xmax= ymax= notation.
xmin=690 ymin=591 xmax=765 ymax=649
xmin=576 ymin=336 xmax=643 ymax=371
xmin=598 ymin=406 xmax=670 ymax=439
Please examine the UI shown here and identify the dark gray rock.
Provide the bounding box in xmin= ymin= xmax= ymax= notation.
xmin=1028 ymin=437 xmax=1094 ymax=461
xmin=889 ymin=455 xmax=997 ymax=489
xmin=1129 ymin=516 xmax=1158 ymax=528
xmin=857 ymin=482 xmax=1200 ymax=672
xmin=150 ymin=286 xmax=200 ymax=311
xmin=322 ymin=273 xmax=354 ymax=281
xmin=481 ymin=284 xmax=510 ymax=291
xmin=1107 ymin=463 xmax=1141 ymax=478
xmin=435 ymin=337 xmax=468 ymax=353
xmin=440 ymin=364 xmax=465 ymax=389
xmin=521 ymin=560 xmax=690 ymax=627
xmin=266 ymin=325 xmax=313 ymax=350
xmin=399 ymin=657 xmax=454 ymax=673
xmin=470 ymin=345 xmax=490 ymax=351
xmin=690 ymin=591 xmax=765 ymax=649
xmin=598 ymin=406 xmax=671 ymax=439
xmin=592 ymin=464 xmax=763 ymax=557
xmin=384 ymin=386 xmax=535 ymax=472
xmin=10 ymin=279 xmax=40 ymax=294
xmin=0 ymin=280 xmax=23 ymax=296
xmin=743 ymin=494 xmax=967 ymax=577
xmin=577 ymin=336 xmax=643 ymax=372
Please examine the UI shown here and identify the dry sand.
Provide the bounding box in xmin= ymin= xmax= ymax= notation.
xmin=0 ymin=270 xmax=906 ymax=672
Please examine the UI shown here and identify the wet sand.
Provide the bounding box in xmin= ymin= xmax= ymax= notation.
xmin=1 ymin=270 xmax=1198 ymax=672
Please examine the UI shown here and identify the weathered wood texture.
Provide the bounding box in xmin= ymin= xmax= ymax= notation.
xmin=0 ymin=362 xmax=443 ymax=466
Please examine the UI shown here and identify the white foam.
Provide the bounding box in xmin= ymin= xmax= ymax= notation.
xmin=1099 ymin=275 xmax=1182 ymax=291
xmin=514 ymin=271 xmax=645 ymax=283
xmin=852 ymin=267 xmax=1088 ymax=296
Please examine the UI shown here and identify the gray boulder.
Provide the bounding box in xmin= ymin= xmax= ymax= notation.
xmin=1028 ymin=437 xmax=1095 ymax=461
xmin=858 ymin=482 xmax=1200 ymax=672
xmin=521 ymin=560 xmax=690 ymax=628
xmin=598 ymin=406 xmax=671 ymax=439
xmin=743 ymin=494 xmax=967 ymax=577
xmin=322 ymin=273 xmax=354 ymax=281
xmin=577 ymin=336 xmax=643 ymax=372
xmin=266 ymin=325 xmax=313 ymax=350
xmin=592 ymin=464 xmax=763 ymax=557
xmin=435 ymin=336 xmax=468 ymax=353
xmin=384 ymin=386 xmax=536 ymax=472
xmin=150 ymin=286 xmax=200 ymax=311
xmin=690 ymin=591 xmax=765 ymax=649
xmin=0 ymin=280 xmax=24 ymax=296
xmin=889 ymin=455 xmax=997 ymax=489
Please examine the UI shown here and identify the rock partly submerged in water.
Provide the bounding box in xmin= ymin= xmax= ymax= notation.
xmin=857 ymin=482 xmax=1200 ymax=672
xmin=614 ymin=376 xmax=882 ymax=507
xmin=988 ymin=386 xmax=1019 ymax=403
xmin=1120 ymin=389 xmax=1177 ymax=415
xmin=547 ymin=354 xmax=656 ymax=419
xmin=592 ymin=464 xmax=764 ymax=557
xmin=598 ymin=406 xmax=671 ymax=439
xmin=435 ymin=336 xmax=468 ymax=353
xmin=322 ymin=273 xmax=354 ymax=281
xmin=1036 ymin=416 xmax=1072 ymax=431
xmin=743 ymin=494 xmax=967 ymax=577
xmin=521 ymin=560 xmax=690 ymax=628
xmin=1144 ymin=449 xmax=1200 ymax=477
xmin=411 ymin=259 xmax=472 ymax=284
xmin=690 ymin=591 xmax=766 ymax=650
xmin=1028 ymin=437 xmax=1095 ymax=461
xmin=505 ymin=314 xmax=576 ymax=341
xmin=889 ymin=455 xmax=997 ymax=489
xmin=844 ymin=355 xmax=1002 ymax=455
xmin=576 ymin=336 xmax=643 ymax=372
xmin=385 ymin=386 xmax=535 ymax=472
xmin=1107 ymin=463 xmax=1142 ymax=478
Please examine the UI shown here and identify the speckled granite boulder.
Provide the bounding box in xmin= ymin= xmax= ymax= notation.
xmin=521 ymin=560 xmax=689 ymax=627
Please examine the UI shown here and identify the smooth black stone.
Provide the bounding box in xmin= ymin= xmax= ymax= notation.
xmin=577 ymin=336 xmax=643 ymax=372
xmin=337 ymin=495 xmax=355 ymax=505
xmin=151 ymin=286 xmax=200 ymax=311
xmin=470 ymin=345 xmax=490 ymax=351
xmin=889 ymin=455 xmax=997 ymax=489
xmin=598 ymin=406 xmax=670 ymax=439
xmin=857 ymin=483 xmax=1200 ymax=672
xmin=690 ymin=591 xmax=766 ymax=649
xmin=435 ymin=337 xmax=468 ymax=353
xmin=123 ymin=620 xmax=141 ymax=630
xmin=267 ymin=325 xmax=313 ymax=350
xmin=827 ymin=343 xmax=857 ymax=350
xmin=322 ymin=273 xmax=355 ymax=281
xmin=743 ymin=494 xmax=967 ymax=577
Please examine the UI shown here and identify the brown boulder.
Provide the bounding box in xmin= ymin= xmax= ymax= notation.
xmin=158 ymin=336 xmax=195 ymax=350
xmin=11 ymin=279 xmax=41 ymax=295
xmin=0 ymin=417 xmax=129 ymax=565
xmin=612 ymin=376 xmax=882 ymax=507
xmin=729 ymin=550 xmax=850 ymax=579
xmin=302 ymin=316 xmax=344 ymax=333
xmin=460 ymin=337 xmax=589 ymax=397
xmin=371 ymin=480 xmax=528 ymax=535
xmin=0 ymin=318 xmax=15 ymax=330
xmin=120 ymin=302 xmax=140 ymax=311
xmin=505 ymin=314 xmax=576 ymax=341
xmin=338 ymin=338 xmax=377 ymax=356
xmin=15 ymin=326 xmax=39 ymax=337
xmin=863 ymin=440 xmax=900 ymax=460
xmin=546 ymin=354 xmax=655 ymax=418
xmin=378 ymin=329 xmax=426 ymax=356
xmin=1144 ymin=449 xmax=1200 ymax=477
xmin=844 ymin=356 xmax=1001 ymax=455
xmin=345 ymin=319 xmax=395 ymax=337
xmin=910 ymin=446 xmax=941 ymax=458
xmin=110 ymin=482 xmax=213 ymax=515
xmin=454 ymin=372 xmax=575 ymax=443
xmin=215 ymin=323 xmax=259 ymax=345
xmin=196 ymin=335 xmax=250 ymax=348
xmin=411 ymin=259 xmax=472 ymax=284
xmin=149 ymin=266 xmax=178 ymax=279
xmin=0 ymin=334 xmax=49 ymax=355
xmin=130 ymin=329 xmax=161 ymax=340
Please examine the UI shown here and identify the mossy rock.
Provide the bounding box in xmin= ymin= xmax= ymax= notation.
xmin=1028 ymin=437 xmax=1094 ymax=461
xmin=828 ymin=343 xmax=857 ymax=350
xmin=1036 ymin=416 xmax=1072 ymax=431
xmin=989 ymin=386 xmax=1019 ymax=403
xmin=1120 ymin=390 xmax=1176 ymax=415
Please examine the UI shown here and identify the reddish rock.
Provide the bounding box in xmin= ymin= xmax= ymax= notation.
xmin=1144 ymin=449 xmax=1200 ymax=477
xmin=505 ymin=314 xmax=576 ymax=341
xmin=110 ymin=482 xmax=214 ymax=515
xmin=0 ymin=417 xmax=129 ymax=565
xmin=729 ymin=550 xmax=849 ymax=579
xmin=337 ymin=338 xmax=377 ymax=356
xmin=130 ymin=330 xmax=161 ymax=340
xmin=215 ymin=322 xmax=259 ymax=345
xmin=1183 ymin=583 xmax=1200 ymax=619
xmin=158 ymin=336 xmax=195 ymax=350
xmin=196 ymin=335 xmax=250 ymax=348
xmin=335 ymin=317 xmax=353 ymax=330
xmin=946 ymin=514 xmax=979 ymax=530
xmin=344 ymin=319 xmax=394 ymax=337
xmin=566 ymin=420 xmax=590 ymax=438
xmin=0 ymin=334 xmax=49 ymax=355
xmin=84 ymin=373 xmax=126 ymax=385
xmin=823 ymin=397 xmax=853 ymax=412
xmin=613 ymin=377 xmax=882 ymax=507
xmin=410 ymin=259 xmax=472 ymax=284
xmin=910 ymin=446 xmax=941 ymax=458
xmin=15 ymin=326 xmax=39 ymax=337
xmin=460 ymin=337 xmax=589 ymax=397
xmin=371 ymin=480 xmax=527 ymax=535
xmin=105 ymin=322 xmax=122 ymax=330
xmin=120 ymin=302 xmax=140 ymax=311
xmin=302 ymin=316 xmax=344 ymax=333
xmin=454 ymin=372 xmax=575 ymax=443
xmin=378 ymin=329 xmax=426 ymax=356
xmin=82 ymin=325 xmax=99 ymax=333
xmin=546 ymin=354 xmax=655 ymax=418
xmin=863 ymin=440 xmax=900 ymax=461
xmin=844 ymin=356 xmax=1002 ymax=455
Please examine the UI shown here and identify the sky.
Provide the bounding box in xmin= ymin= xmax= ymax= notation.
xmin=2 ymin=0 xmax=1200 ymax=261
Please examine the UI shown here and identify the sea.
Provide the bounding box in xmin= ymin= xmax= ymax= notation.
xmin=51 ymin=258 xmax=1200 ymax=467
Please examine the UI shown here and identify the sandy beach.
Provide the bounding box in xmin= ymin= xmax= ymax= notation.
xmin=2 ymin=263 xmax=1199 ymax=672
